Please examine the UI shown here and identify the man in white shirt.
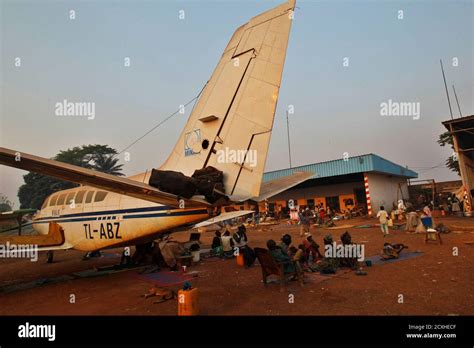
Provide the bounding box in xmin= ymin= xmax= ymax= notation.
xmin=376 ymin=206 xmax=390 ymax=237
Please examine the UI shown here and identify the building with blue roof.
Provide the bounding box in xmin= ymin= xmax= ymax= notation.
xmin=262 ymin=154 xmax=418 ymax=216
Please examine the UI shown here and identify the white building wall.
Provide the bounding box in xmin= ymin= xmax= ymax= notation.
xmin=367 ymin=173 xmax=409 ymax=213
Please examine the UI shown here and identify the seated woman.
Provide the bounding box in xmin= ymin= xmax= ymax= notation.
xmin=289 ymin=244 xmax=306 ymax=272
xmin=279 ymin=234 xmax=292 ymax=254
xmin=302 ymin=234 xmax=323 ymax=262
xmin=221 ymin=230 xmax=235 ymax=258
xmin=233 ymin=225 xmax=256 ymax=267
xmin=266 ymin=239 xmax=295 ymax=274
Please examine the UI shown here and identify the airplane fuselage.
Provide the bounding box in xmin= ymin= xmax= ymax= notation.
xmin=32 ymin=172 xmax=210 ymax=251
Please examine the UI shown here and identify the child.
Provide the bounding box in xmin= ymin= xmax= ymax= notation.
xmin=211 ymin=231 xmax=223 ymax=256
xmin=377 ymin=206 xmax=389 ymax=237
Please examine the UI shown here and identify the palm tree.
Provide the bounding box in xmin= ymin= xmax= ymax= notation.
xmin=92 ymin=154 xmax=125 ymax=176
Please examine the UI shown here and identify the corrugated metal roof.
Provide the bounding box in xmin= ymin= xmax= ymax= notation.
xmin=263 ymin=153 xmax=417 ymax=182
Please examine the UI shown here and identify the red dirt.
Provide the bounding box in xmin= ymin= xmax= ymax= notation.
xmin=0 ymin=216 xmax=473 ymax=315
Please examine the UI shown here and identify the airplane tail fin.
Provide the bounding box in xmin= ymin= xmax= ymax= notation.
xmin=159 ymin=0 xmax=296 ymax=201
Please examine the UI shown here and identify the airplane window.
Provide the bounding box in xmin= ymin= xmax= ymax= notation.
xmin=85 ymin=191 xmax=94 ymax=204
xmin=41 ymin=197 xmax=50 ymax=209
xmin=75 ymin=190 xmax=86 ymax=203
xmin=49 ymin=195 xmax=58 ymax=206
xmin=57 ymin=193 xmax=67 ymax=205
xmin=66 ymin=192 xmax=76 ymax=206
xmin=94 ymin=191 xmax=108 ymax=202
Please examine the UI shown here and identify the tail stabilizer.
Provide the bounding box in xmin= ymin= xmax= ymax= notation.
xmin=160 ymin=0 xmax=296 ymax=201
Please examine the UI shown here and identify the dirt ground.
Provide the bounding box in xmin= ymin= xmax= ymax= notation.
xmin=0 ymin=216 xmax=473 ymax=316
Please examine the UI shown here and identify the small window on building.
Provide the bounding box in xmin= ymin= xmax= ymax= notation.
xmin=94 ymin=191 xmax=108 ymax=202
xmin=75 ymin=190 xmax=86 ymax=204
xmin=66 ymin=192 xmax=76 ymax=206
xmin=57 ymin=193 xmax=67 ymax=205
xmin=85 ymin=191 xmax=94 ymax=204
xmin=49 ymin=195 xmax=58 ymax=206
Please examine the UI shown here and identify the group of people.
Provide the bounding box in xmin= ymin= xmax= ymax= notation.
xmin=266 ymin=229 xmax=361 ymax=276
xmin=266 ymin=232 xmax=325 ymax=274
xmin=377 ymin=202 xmax=439 ymax=236
xmin=211 ymin=224 xmax=256 ymax=267
xmin=296 ymin=205 xmax=337 ymax=236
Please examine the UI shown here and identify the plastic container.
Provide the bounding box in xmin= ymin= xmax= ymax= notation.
xmin=191 ymin=250 xmax=200 ymax=263
xmin=236 ymin=253 xmax=245 ymax=267
xmin=421 ymin=217 xmax=433 ymax=228
xmin=178 ymin=288 xmax=198 ymax=316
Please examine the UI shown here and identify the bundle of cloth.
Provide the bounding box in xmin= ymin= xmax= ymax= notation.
xmin=148 ymin=166 xmax=227 ymax=203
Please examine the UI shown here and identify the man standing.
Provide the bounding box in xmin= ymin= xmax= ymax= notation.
xmin=376 ymin=206 xmax=389 ymax=237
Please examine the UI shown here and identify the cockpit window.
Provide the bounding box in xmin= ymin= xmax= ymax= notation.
xmin=41 ymin=197 xmax=49 ymax=209
xmin=49 ymin=195 xmax=58 ymax=206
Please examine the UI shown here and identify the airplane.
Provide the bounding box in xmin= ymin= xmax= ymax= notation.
xmin=0 ymin=0 xmax=311 ymax=261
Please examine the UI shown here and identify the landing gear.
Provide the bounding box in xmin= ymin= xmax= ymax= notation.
xmin=46 ymin=251 xmax=54 ymax=263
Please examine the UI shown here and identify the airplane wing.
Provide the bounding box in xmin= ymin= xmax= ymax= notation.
xmin=193 ymin=210 xmax=254 ymax=229
xmin=0 ymin=147 xmax=210 ymax=208
xmin=250 ymin=171 xmax=314 ymax=202
xmin=0 ymin=209 xmax=36 ymax=221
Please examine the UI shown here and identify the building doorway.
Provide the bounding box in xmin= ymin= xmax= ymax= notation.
xmin=354 ymin=188 xmax=367 ymax=206
xmin=326 ymin=196 xmax=340 ymax=212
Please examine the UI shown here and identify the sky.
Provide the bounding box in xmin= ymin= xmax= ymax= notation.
xmin=1 ymin=0 xmax=473 ymax=208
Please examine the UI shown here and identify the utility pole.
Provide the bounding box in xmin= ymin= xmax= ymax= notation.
xmin=440 ymin=59 xmax=453 ymax=120
xmin=452 ymin=85 xmax=463 ymax=118
xmin=286 ymin=110 xmax=292 ymax=168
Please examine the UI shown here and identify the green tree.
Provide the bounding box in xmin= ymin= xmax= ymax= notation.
xmin=18 ymin=145 xmax=124 ymax=209
xmin=438 ymin=131 xmax=460 ymax=176
xmin=92 ymin=154 xmax=124 ymax=176
xmin=0 ymin=194 xmax=14 ymax=212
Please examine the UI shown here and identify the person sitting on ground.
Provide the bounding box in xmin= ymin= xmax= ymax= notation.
xmin=221 ymin=230 xmax=235 ymax=258
xmin=339 ymin=231 xmax=359 ymax=270
xmin=302 ymin=233 xmax=323 ymax=262
xmin=381 ymin=243 xmax=408 ymax=260
xmin=311 ymin=233 xmax=338 ymax=274
xmin=233 ymin=225 xmax=256 ymax=267
xmin=233 ymin=224 xmax=248 ymax=248
xmin=157 ymin=237 xmax=185 ymax=271
xmin=376 ymin=206 xmax=390 ymax=237
xmin=289 ymin=244 xmax=307 ymax=272
xmin=211 ymin=231 xmax=223 ymax=256
xmin=266 ymin=239 xmax=295 ymax=274
xmin=279 ymin=234 xmax=292 ymax=254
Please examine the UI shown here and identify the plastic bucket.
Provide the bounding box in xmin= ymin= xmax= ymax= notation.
xmin=191 ymin=250 xmax=200 ymax=263
xmin=421 ymin=217 xmax=433 ymax=228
